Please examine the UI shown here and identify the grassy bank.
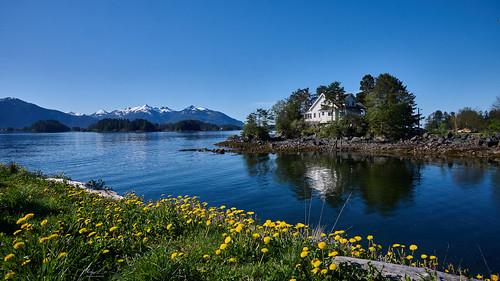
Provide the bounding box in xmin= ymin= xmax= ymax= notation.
xmin=0 ymin=164 xmax=496 ymax=280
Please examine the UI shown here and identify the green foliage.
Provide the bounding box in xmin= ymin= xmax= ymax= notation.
xmin=273 ymin=89 xmax=315 ymax=138
xmin=27 ymin=120 xmax=71 ymax=133
xmin=365 ymin=74 xmax=417 ymax=139
xmin=455 ymin=108 xmax=485 ymax=132
xmin=89 ymin=118 xmax=157 ymax=132
xmin=89 ymin=119 xmax=240 ymax=133
xmin=319 ymin=115 xmax=367 ymax=138
xmin=160 ymin=120 xmax=240 ymax=131
xmin=242 ymin=111 xmax=270 ymax=141
xmin=357 ymin=74 xmax=375 ymax=105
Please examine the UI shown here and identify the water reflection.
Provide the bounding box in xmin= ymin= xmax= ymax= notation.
xmin=251 ymin=153 xmax=422 ymax=216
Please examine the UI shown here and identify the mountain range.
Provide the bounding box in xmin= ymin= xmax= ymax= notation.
xmin=0 ymin=97 xmax=243 ymax=129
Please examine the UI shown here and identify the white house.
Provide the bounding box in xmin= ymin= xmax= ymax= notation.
xmin=304 ymin=93 xmax=364 ymax=124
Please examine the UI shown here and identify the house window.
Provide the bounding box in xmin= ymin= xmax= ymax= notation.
xmin=328 ymin=112 xmax=332 ymax=116
xmin=313 ymin=113 xmax=316 ymax=118
xmin=322 ymin=112 xmax=325 ymax=116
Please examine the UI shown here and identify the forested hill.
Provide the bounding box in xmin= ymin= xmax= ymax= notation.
xmin=88 ymin=119 xmax=241 ymax=132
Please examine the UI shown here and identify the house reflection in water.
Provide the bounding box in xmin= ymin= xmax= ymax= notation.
xmin=250 ymin=152 xmax=422 ymax=216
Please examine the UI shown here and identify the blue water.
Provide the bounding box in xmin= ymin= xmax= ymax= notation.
xmin=1 ymin=132 xmax=499 ymax=273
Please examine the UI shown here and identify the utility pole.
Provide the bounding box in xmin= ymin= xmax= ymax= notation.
xmin=417 ymin=108 xmax=421 ymax=129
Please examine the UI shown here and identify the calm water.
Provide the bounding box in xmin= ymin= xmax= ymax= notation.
xmin=1 ymin=132 xmax=499 ymax=272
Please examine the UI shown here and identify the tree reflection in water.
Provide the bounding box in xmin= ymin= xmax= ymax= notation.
xmin=246 ymin=152 xmax=422 ymax=216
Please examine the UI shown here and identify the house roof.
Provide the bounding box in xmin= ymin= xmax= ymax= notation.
xmin=306 ymin=93 xmax=326 ymax=112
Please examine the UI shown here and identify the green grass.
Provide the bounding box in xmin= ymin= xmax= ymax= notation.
xmin=0 ymin=163 xmax=495 ymax=281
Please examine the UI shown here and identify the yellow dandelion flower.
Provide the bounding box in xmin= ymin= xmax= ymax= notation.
xmin=219 ymin=243 xmax=228 ymax=250
xmin=117 ymin=259 xmax=125 ymax=263
xmin=4 ymin=271 xmax=15 ymax=280
xmin=290 ymin=279 xmax=297 ymax=281
xmin=392 ymin=243 xmax=401 ymax=248
xmin=215 ymin=249 xmax=221 ymax=255
xmin=78 ymin=228 xmax=88 ymax=234
xmin=354 ymin=236 xmax=362 ymax=241
xmin=95 ymin=222 xmax=103 ymax=227
xmin=21 ymin=259 xmax=31 ymax=266
xmin=311 ymin=268 xmax=320 ymax=274
xmin=40 ymin=219 xmax=48 ymax=226
xmin=421 ymin=254 xmax=428 ymax=259
xmin=171 ymin=252 xmax=178 ymax=260
xmin=311 ymin=258 xmax=321 ymax=268
xmin=476 ymin=274 xmax=483 ymax=280
xmin=102 ymin=249 xmax=110 ymax=254
xmin=13 ymin=230 xmax=22 ymax=236
xmin=263 ymin=236 xmax=271 ymax=244
xmin=321 ymin=268 xmax=328 ymax=274
xmin=13 ymin=242 xmax=25 ymax=249
xmin=4 ymin=254 xmax=14 ymax=262
xmin=224 ymin=236 xmax=232 ymax=244
xmin=406 ymin=255 xmax=413 ymax=260
xmin=329 ymin=263 xmax=337 ymax=271
xmin=328 ymin=251 xmax=338 ymax=257
xmin=252 ymin=233 xmax=260 ymax=239
xmin=367 ymin=235 xmax=374 ymax=240
xmin=261 ymin=248 xmax=269 ymax=254
xmin=409 ymin=244 xmax=418 ymax=251
xmin=228 ymin=257 xmax=236 ymax=263
xmin=429 ymin=255 xmax=437 ymax=260
xmin=109 ymin=226 xmax=118 ymax=232
xmin=300 ymin=251 xmax=309 ymax=258
xmin=43 ymin=257 xmax=50 ymax=264
xmin=318 ymin=241 xmax=327 ymax=250
xmin=166 ymin=223 xmax=173 ymax=230
xmin=369 ymin=246 xmax=376 ymax=252
xmin=57 ymin=252 xmax=68 ymax=259
xmin=492 ymin=274 xmax=499 ymax=281
xmin=203 ymin=254 xmax=210 ymax=260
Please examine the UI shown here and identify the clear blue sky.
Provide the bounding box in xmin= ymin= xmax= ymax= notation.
xmin=1 ymin=0 xmax=499 ymax=120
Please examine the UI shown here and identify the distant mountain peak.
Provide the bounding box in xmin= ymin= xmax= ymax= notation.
xmin=0 ymin=97 xmax=23 ymax=102
xmin=0 ymin=97 xmax=243 ymax=129
xmin=184 ymin=105 xmax=208 ymax=111
xmin=67 ymin=111 xmax=84 ymax=116
xmin=95 ymin=109 xmax=109 ymax=115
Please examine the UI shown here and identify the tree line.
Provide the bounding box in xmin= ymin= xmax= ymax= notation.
xmin=243 ymin=73 xmax=419 ymax=140
xmin=425 ymin=97 xmax=500 ymax=134
xmin=88 ymin=119 xmax=241 ymax=132
xmin=21 ymin=119 xmax=241 ymax=133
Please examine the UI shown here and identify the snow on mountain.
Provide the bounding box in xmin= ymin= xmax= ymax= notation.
xmin=91 ymin=104 xmax=242 ymax=126
xmin=184 ymin=105 xmax=208 ymax=111
xmin=67 ymin=111 xmax=84 ymax=116
xmin=95 ymin=109 xmax=109 ymax=115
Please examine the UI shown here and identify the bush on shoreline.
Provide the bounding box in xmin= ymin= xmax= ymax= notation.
xmin=0 ymin=164 xmax=496 ymax=280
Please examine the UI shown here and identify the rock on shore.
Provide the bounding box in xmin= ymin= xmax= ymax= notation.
xmin=216 ymin=133 xmax=500 ymax=160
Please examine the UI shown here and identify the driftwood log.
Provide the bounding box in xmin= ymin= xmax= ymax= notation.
xmin=333 ymin=256 xmax=477 ymax=281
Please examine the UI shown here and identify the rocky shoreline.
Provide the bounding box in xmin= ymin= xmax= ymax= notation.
xmin=215 ymin=133 xmax=500 ymax=161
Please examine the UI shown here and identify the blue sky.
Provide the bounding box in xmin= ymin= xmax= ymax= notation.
xmin=0 ymin=0 xmax=499 ymax=120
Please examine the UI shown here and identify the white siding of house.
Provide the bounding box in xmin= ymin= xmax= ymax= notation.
xmin=304 ymin=94 xmax=337 ymax=124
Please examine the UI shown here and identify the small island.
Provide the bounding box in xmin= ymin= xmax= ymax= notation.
xmin=217 ymin=73 xmax=500 ymax=160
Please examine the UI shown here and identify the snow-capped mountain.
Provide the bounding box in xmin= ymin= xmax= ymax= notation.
xmin=0 ymin=98 xmax=243 ymax=129
xmin=91 ymin=104 xmax=243 ymax=127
